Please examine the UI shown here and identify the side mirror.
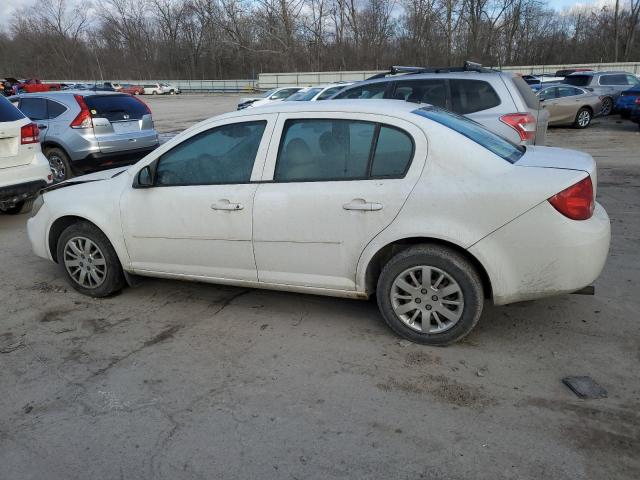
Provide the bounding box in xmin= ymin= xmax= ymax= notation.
xmin=133 ymin=165 xmax=154 ymax=188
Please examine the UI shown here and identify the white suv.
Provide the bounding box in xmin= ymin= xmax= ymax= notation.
xmin=0 ymin=96 xmax=51 ymax=214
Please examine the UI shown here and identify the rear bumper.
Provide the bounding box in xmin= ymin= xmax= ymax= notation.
xmin=0 ymin=179 xmax=47 ymax=200
xmin=469 ymin=201 xmax=610 ymax=305
xmin=72 ymin=146 xmax=158 ymax=173
xmin=0 ymin=152 xmax=52 ymax=202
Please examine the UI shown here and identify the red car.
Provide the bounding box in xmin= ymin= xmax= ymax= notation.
xmin=119 ymin=84 xmax=145 ymax=95
xmin=5 ymin=77 xmax=62 ymax=94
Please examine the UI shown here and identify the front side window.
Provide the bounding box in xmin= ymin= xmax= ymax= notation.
xmin=538 ymin=87 xmax=558 ymax=100
xmin=288 ymin=88 xmax=322 ymax=101
xmin=316 ymin=86 xmax=344 ymax=100
xmin=271 ymin=88 xmax=300 ymax=100
xmin=156 ymin=121 xmax=266 ymax=186
xmin=275 ymin=119 xmax=414 ymax=182
xmin=19 ymin=97 xmax=47 ymax=120
xmin=333 ymin=82 xmax=387 ymax=100
xmin=557 ymin=86 xmax=582 ymax=98
xmin=414 ymin=107 xmax=524 ymax=164
xmin=449 ymin=79 xmax=501 ymax=114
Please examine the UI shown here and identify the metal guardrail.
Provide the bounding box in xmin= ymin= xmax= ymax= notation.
xmin=45 ymin=79 xmax=259 ymax=93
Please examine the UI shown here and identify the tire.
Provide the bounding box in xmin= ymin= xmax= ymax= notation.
xmin=574 ymin=107 xmax=592 ymax=129
xmin=45 ymin=147 xmax=73 ymax=183
xmin=152 ymin=91 xmax=157 ymax=95
xmin=600 ymin=97 xmax=613 ymax=116
xmin=376 ymin=244 xmax=484 ymax=346
xmin=56 ymin=222 xmax=126 ymax=297
xmin=170 ymin=90 xmax=175 ymax=95
xmin=0 ymin=200 xmax=25 ymax=215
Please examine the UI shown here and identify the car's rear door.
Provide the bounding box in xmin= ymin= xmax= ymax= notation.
xmin=252 ymin=112 xmax=427 ymax=291
xmin=85 ymin=94 xmax=157 ymax=154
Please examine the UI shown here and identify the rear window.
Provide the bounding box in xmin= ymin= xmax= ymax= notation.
xmin=0 ymin=96 xmax=25 ymax=122
xmin=511 ymin=76 xmax=541 ymax=110
xmin=449 ymin=79 xmax=500 ymax=114
xmin=564 ymin=75 xmax=592 ymax=87
xmin=414 ymin=106 xmax=524 ymax=164
xmin=599 ymin=74 xmax=627 ymax=86
xmin=85 ymin=94 xmax=148 ymax=121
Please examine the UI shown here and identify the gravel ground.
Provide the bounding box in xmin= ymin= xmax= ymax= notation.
xmin=1 ymin=97 xmax=639 ymax=480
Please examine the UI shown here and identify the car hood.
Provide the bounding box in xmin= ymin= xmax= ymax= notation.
xmin=44 ymin=166 xmax=130 ymax=192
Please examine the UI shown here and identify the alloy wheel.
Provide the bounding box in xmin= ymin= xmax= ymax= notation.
xmin=390 ymin=265 xmax=464 ymax=334
xmin=601 ymin=98 xmax=613 ymax=116
xmin=48 ymin=154 xmax=67 ymax=182
xmin=577 ymin=110 xmax=591 ymax=127
xmin=63 ymin=236 xmax=107 ymax=289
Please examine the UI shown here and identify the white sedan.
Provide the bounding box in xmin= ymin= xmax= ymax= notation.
xmin=27 ymin=100 xmax=610 ymax=345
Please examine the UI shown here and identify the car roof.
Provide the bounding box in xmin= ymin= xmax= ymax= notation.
xmin=17 ymin=90 xmax=125 ymax=97
xmin=343 ymin=70 xmax=508 ymax=88
xmin=567 ymin=71 xmax=632 ymax=77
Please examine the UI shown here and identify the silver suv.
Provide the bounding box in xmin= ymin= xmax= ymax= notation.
xmin=563 ymin=71 xmax=640 ymax=116
xmin=331 ymin=64 xmax=548 ymax=145
xmin=10 ymin=91 xmax=159 ymax=182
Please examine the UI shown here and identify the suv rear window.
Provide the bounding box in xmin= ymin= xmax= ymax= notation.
xmin=449 ymin=79 xmax=500 ymax=114
xmin=414 ymin=107 xmax=524 ymax=164
xmin=85 ymin=94 xmax=148 ymax=121
xmin=0 ymin=96 xmax=26 ymax=122
xmin=564 ymin=75 xmax=592 ymax=87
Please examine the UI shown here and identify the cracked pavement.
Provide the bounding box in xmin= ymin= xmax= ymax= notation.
xmin=1 ymin=98 xmax=639 ymax=479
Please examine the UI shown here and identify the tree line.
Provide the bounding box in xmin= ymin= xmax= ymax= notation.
xmin=0 ymin=0 xmax=639 ymax=81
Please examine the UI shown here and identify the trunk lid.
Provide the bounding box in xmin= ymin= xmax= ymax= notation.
xmin=0 ymin=118 xmax=31 ymax=169
xmin=515 ymin=145 xmax=597 ymax=194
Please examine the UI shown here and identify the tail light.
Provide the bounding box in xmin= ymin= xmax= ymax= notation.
xmin=635 ymin=98 xmax=640 ymax=105
xmin=20 ymin=123 xmax=40 ymax=144
xmin=131 ymin=95 xmax=151 ymax=114
xmin=500 ymin=113 xmax=536 ymax=142
xmin=70 ymin=94 xmax=93 ymax=128
xmin=548 ymin=176 xmax=594 ymax=220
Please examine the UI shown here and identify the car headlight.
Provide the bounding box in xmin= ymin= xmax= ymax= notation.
xmin=30 ymin=194 xmax=44 ymax=217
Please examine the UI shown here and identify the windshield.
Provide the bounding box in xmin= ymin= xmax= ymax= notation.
xmin=564 ymin=75 xmax=591 ymax=87
xmin=287 ymin=88 xmax=322 ymax=101
xmin=413 ymin=106 xmax=525 ymax=164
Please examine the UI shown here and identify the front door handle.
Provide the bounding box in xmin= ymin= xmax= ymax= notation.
xmin=343 ymin=199 xmax=383 ymax=211
xmin=211 ymin=199 xmax=243 ymax=211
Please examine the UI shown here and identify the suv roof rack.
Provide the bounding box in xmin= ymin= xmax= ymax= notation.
xmin=367 ymin=61 xmax=498 ymax=80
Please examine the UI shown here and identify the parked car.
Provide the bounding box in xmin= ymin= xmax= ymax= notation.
xmin=0 ymin=95 xmax=52 ymax=214
xmin=534 ymin=84 xmax=602 ymax=128
xmin=331 ymin=63 xmax=548 ymax=145
xmin=522 ymin=74 xmax=565 ymax=86
xmin=26 ymin=100 xmax=610 ymax=346
xmin=120 ymin=84 xmax=145 ymax=95
xmin=142 ymin=83 xmax=180 ymax=95
xmin=614 ymin=85 xmax=640 ymax=118
xmin=563 ymin=71 xmax=640 ymax=115
xmin=554 ymin=68 xmax=593 ymax=77
xmin=630 ymin=98 xmax=640 ymax=129
xmin=10 ymin=91 xmax=159 ymax=182
xmin=7 ymin=78 xmax=63 ymax=94
xmin=285 ymin=84 xmax=353 ymax=102
xmin=237 ymin=87 xmax=303 ymax=110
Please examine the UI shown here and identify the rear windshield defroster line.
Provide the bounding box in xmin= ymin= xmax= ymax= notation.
xmin=413 ymin=106 xmax=525 ymax=164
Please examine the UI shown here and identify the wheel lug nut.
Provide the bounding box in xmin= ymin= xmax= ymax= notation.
xmin=425 ymin=305 xmax=432 ymax=310
xmin=414 ymin=298 xmax=421 ymax=304
xmin=421 ymin=289 xmax=428 ymax=294
xmin=432 ymin=296 xmax=438 ymax=301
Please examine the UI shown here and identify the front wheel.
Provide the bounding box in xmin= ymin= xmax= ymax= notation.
xmin=574 ymin=108 xmax=592 ymax=129
xmin=376 ymin=245 xmax=484 ymax=346
xmin=600 ymin=97 xmax=613 ymax=116
xmin=57 ymin=222 xmax=125 ymax=297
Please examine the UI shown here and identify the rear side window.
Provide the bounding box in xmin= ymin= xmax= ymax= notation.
xmin=317 ymin=86 xmax=344 ymax=100
xmin=414 ymin=107 xmax=524 ymax=164
xmin=557 ymin=86 xmax=582 ymax=98
xmin=599 ymin=74 xmax=627 ymax=86
xmin=449 ymin=79 xmax=500 ymax=114
xmin=392 ymin=80 xmax=447 ymax=108
xmin=275 ymin=119 xmax=414 ymax=182
xmin=85 ymin=95 xmax=148 ymax=121
xmin=334 ymin=83 xmax=387 ymax=99
xmin=19 ymin=97 xmax=47 ymax=120
xmin=271 ymin=88 xmax=300 ymax=100
xmin=564 ymin=75 xmax=592 ymax=87
xmin=47 ymin=100 xmax=67 ymax=119
xmin=0 ymin=96 xmax=25 ymax=122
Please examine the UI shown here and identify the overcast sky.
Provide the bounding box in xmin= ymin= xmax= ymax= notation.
xmin=0 ymin=0 xmax=615 ymax=30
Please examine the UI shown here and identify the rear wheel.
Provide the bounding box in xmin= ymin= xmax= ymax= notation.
xmin=45 ymin=147 xmax=73 ymax=183
xmin=376 ymin=245 xmax=484 ymax=346
xmin=57 ymin=222 xmax=125 ymax=297
xmin=600 ymin=97 xmax=613 ymax=116
xmin=574 ymin=108 xmax=592 ymax=129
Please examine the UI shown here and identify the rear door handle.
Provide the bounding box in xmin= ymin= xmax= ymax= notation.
xmin=343 ymin=199 xmax=383 ymax=211
xmin=211 ymin=199 xmax=243 ymax=211
xmin=37 ymin=124 xmax=47 ymax=129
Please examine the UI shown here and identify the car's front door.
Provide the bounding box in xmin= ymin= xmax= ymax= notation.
xmin=121 ymin=114 xmax=276 ymax=281
xmin=252 ymin=113 xmax=427 ymax=291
